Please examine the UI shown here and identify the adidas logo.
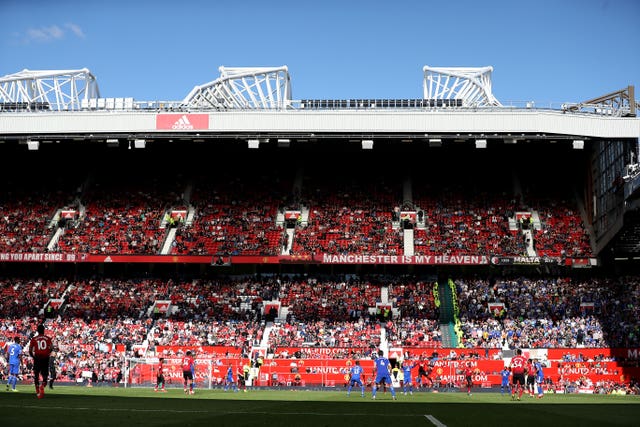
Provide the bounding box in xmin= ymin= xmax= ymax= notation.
xmin=172 ymin=115 xmax=193 ymax=130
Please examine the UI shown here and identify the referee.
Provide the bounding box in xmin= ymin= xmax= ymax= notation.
xmin=48 ymin=350 xmax=57 ymax=389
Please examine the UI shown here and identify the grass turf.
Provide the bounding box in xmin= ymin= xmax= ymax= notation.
xmin=1 ymin=385 xmax=639 ymax=427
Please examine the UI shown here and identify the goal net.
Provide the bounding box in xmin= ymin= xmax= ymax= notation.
xmin=124 ymin=356 xmax=216 ymax=389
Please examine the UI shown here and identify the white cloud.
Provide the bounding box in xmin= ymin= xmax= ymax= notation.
xmin=65 ymin=23 xmax=85 ymax=38
xmin=21 ymin=23 xmax=85 ymax=44
xmin=25 ymin=25 xmax=64 ymax=42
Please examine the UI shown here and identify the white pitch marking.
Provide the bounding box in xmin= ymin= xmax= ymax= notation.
xmin=424 ymin=414 xmax=448 ymax=427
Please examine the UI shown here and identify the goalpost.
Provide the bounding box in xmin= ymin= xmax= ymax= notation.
xmin=124 ymin=356 xmax=216 ymax=389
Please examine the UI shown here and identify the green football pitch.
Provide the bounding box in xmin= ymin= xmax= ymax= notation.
xmin=2 ymin=385 xmax=639 ymax=427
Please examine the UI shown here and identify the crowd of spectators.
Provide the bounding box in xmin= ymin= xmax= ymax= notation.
xmin=278 ymin=276 xmax=381 ymax=322
xmin=2 ymin=273 xmax=637 ymax=363
xmin=412 ymin=184 xmax=526 ymax=257
xmin=0 ymin=186 xmax=76 ymax=253
xmin=267 ymin=319 xmax=382 ymax=349
xmin=170 ymin=173 xmax=291 ymax=256
xmin=54 ymin=171 xmax=185 ymax=254
xmin=2 ymin=274 xmax=639 ymax=354
xmin=1 ymin=272 xmax=639 ymax=393
xmin=530 ymin=197 xmax=593 ymax=258
xmin=455 ymin=276 xmax=639 ymax=349
xmin=151 ymin=319 xmax=263 ymax=349
xmin=290 ymin=171 xmax=403 ymax=257
xmin=0 ymin=159 xmax=597 ymax=261
xmin=0 ymin=277 xmax=67 ymax=318
xmin=385 ymin=318 xmax=442 ymax=348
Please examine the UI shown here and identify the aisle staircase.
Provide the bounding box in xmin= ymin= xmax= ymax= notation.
xmin=437 ymin=279 xmax=459 ymax=348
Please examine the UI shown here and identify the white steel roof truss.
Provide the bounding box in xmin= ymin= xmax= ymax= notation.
xmin=0 ymin=69 xmax=99 ymax=110
xmin=182 ymin=66 xmax=290 ymax=110
xmin=423 ymin=66 xmax=501 ymax=107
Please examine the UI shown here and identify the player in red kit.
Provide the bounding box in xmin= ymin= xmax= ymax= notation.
xmin=525 ymin=358 xmax=536 ymax=397
xmin=29 ymin=324 xmax=53 ymax=399
xmin=464 ymin=363 xmax=473 ymax=396
xmin=154 ymin=358 xmax=166 ymax=392
xmin=181 ymin=350 xmax=195 ymax=395
xmin=509 ymin=349 xmax=527 ymax=401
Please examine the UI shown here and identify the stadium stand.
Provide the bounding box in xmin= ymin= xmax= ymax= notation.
xmin=0 ymin=66 xmax=639 ymax=393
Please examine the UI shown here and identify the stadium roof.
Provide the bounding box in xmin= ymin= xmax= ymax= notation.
xmin=0 ymin=65 xmax=638 ymax=146
xmin=0 ymin=65 xmax=505 ymax=110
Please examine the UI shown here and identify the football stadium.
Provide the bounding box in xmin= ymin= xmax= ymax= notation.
xmin=1 ymin=65 xmax=640 ymax=426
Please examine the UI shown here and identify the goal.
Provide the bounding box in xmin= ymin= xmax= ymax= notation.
xmin=124 ymin=356 xmax=216 ymax=389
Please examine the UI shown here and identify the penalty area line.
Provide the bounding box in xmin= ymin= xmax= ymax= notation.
xmin=424 ymin=414 xmax=447 ymax=427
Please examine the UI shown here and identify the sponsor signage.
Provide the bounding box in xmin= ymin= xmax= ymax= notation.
xmin=170 ymin=210 xmax=187 ymax=220
xmin=0 ymin=253 xmax=86 ymax=262
xmin=0 ymin=252 xmax=588 ymax=267
xmin=156 ymin=114 xmax=209 ymax=130
xmin=487 ymin=302 xmax=505 ymax=315
xmin=571 ymin=258 xmax=594 ymax=268
xmin=284 ymin=211 xmax=302 ymax=220
xmin=491 ymin=256 xmax=560 ymax=266
xmin=48 ymin=299 xmax=64 ymax=309
xmin=400 ymin=211 xmax=417 ymax=222
xmin=154 ymin=301 xmax=171 ymax=314
xmin=320 ymin=254 xmax=489 ymax=265
xmin=547 ymin=348 xmax=640 ymax=360
xmin=60 ymin=210 xmax=78 ymax=219
xmin=580 ymin=302 xmax=595 ymax=311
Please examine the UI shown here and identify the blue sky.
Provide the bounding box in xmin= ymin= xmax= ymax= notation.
xmin=1 ymin=0 xmax=639 ymax=106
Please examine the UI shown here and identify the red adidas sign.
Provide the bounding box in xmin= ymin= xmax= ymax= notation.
xmin=156 ymin=114 xmax=209 ymax=130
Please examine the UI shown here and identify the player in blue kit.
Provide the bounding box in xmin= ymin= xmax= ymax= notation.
xmin=372 ymin=350 xmax=396 ymax=400
xmin=500 ymin=366 xmax=511 ymax=396
xmin=224 ymin=364 xmax=239 ymax=392
xmin=534 ymin=359 xmax=544 ymax=398
xmin=401 ymin=359 xmax=416 ymax=395
xmin=5 ymin=336 xmax=22 ymax=392
xmin=347 ymin=360 xmax=365 ymax=397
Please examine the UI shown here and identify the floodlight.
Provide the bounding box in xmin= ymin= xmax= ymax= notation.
xmin=248 ymin=139 xmax=260 ymax=149
xmin=573 ymin=140 xmax=584 ymax=150
xmin=362 ymin=140 xmax=374 ymax=150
